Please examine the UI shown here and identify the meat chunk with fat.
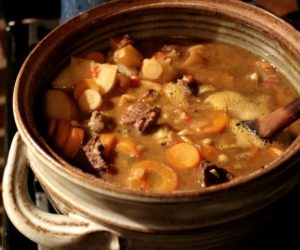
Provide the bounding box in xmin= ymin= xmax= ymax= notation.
xmin=138 ymin=89 xmax=161 ymax=104
xmin=198 ymin=160 xmax=233 ymax=187
xmin=121 ymin=101 xmax=160 ymax=133
xmin=87 ymin=111 xmax=116 ymax=134
xmin=75 ymin=136 xmax=109 ymax=176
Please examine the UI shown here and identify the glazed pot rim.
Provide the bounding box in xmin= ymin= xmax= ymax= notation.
xmin=13 ymin=0 xmax=300 ymax=201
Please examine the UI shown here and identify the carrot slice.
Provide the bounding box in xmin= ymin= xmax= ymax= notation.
xmin=84 ymin=51 xmax=105 ymax=63
xmin=47 ymin=120 xmax=57 ymax=139
xmin=62 ymin=127 xmax=85 ymax=158
xmin=74 ymin=79 xmax=99 ymax=99
xmin=166 ymin=142 xmax=201 ymax=169
xmin=100 ymin=133 xmax=118 ymax=157
xmin=115 ymin=139 xmax=142 ymax=158
xmin=195 ymin=111 xmax=229 ymax=137
xmin=128 ymin=160 xmax=178 ymax=192
xmin=53 ymin=120 xmax=71 ymax=149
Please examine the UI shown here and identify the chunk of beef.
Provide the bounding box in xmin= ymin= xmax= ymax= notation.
xmin=88 ymin=111 xmax=116 ymax=134
xmin=185 ymin=79 xmax=199 ymax=96
xmin=121 ymin=102 xmax=160 ymax=133
xmin=138 ymin=89 xmax=161 ymax=104
xmin=198 ymin=160 xmax=233 ymax=187
xmin=88 ymin=111 xmax=105 ymax=133
xmin=77 ymin=136 xmax=109 ymax=176
xmin=177 ymin=79 xmax=192 ymax=97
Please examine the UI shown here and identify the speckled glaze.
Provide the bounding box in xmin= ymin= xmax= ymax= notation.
xmin=60 ymin=0 xmax=107 ymax=22
xmin=3 ymin=0 xmax=300 ymax=249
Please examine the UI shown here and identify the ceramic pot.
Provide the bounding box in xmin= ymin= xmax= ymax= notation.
xmin=3 ymin=0 xmax=300 ymax=249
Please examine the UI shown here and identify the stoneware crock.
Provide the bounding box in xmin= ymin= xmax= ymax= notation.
xmin=3 ymin=0 xmax=300 ymax=249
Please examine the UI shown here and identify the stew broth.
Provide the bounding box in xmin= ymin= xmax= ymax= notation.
xmin=42 ymin=35 xmax=300 ymax=192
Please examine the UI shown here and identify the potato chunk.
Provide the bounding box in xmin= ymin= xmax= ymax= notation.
xmin=70 ymin=57 xmax=117 ymax=94
xmin=113 ymin=44 xmax=143 ymax=68
xmin=70 ymin=57 xmax=93 ymax=84
xmin=96 ymin=64 xmax=118 ymax=94
xmin=52 ymin=66 xmax=74 ymax=89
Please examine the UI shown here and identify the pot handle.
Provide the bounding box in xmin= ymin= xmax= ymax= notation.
xmin=2 ymin=133 xmax=121 ymax=249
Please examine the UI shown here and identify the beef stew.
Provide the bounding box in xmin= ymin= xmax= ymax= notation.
xmin=41 ymin=35 xmax=300 ymax=192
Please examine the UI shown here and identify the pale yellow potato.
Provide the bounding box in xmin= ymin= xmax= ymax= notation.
xmin=70 ymin=57 xmax=93 ymax=84
xmin=113 ymin=44 xmax=143 ymax=68
xmin=51 ymin=66 xmax=74 ymax=89
xmin=71 ymin=57 xmax=117 ymax=94
xmin=95 ymin=64 xmax=117 ymax=94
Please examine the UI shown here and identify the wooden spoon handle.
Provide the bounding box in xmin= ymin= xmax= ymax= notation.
xmin=257 ymin=97 xmax=300 ymax=138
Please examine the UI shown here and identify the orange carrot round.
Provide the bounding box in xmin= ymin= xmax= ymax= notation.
xmin=100 ymin=133 xmax=118 ymax=157
xmin=166 ymin=142 xmax=201 ymax=169
xmin=53 ymin=120 xmax=71 ymax=150
xmin=195 ymin=111 xmax=229 ymax=136
xmin=62 ymin=127 xmax=85 ymax=158
xmin=128 ymin=160 xmax=178 ymax=192
xmin=115 ymin=139 xmax=142 ymax=158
